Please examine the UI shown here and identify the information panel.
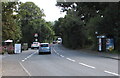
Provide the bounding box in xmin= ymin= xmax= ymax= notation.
xmin=14 ymin=44 xmax=21 ymax=53
xmin=106 ymin=38 xmax=114 ymax=51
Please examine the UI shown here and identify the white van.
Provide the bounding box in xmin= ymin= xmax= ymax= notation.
xmin=57 ymin=38 xmax=62 ymax=44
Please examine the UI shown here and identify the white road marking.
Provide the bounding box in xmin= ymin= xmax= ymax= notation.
xmin=79 ymin=62 xmax=96 ymax=69
xmin=19 ymin=62 xmax=31 ymax=76
xmin=22 ymin=52 xmax=36 ymax=62
xmin=54 ymin=47 xmax=96 ymax=70
xmin=53 ymin=48 xmax=65 ymax=58
xmin=60 ymin=55 xmax=64 ymax=57
xmin=53 ymin=48 xmax=61 ymax=55
xmin=66 ymin=58 xmax=76 ymax=62
xmin=53 ymin=46 xmax=119 ymax=76
xmin=56 ymin=53 xmax=59 ymax=55
xmin=104 ymin=70 xmax=119 ymax=76
xmin=22 ymin=60 xmax=25 ymax=62
xmin=53 ymin=49 xmax=57 ymax=53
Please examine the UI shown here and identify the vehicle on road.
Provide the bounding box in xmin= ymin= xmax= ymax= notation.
xmin=57 ymin=38 xmax=62 ymax=44
xmin=31 ymin=42 xmax=40 ymax=49
xmin=53 ymin=40 xmax=57 ymax=44
xmin=39 ymin=43 xmax=51 ymax=54
xmin=22 ymin=43 xmax=28 ymax=50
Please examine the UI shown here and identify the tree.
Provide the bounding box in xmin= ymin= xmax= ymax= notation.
xmin=55 ymin=2 xmax=120 ymax=51
xmin=2 ymin=2 xmax=21 ymax=41
xmin=18 ymin=2 xmax=44 ymax=45
xmin=19 ymin=2 xmax=54 ymax=46
xmin=54 ymin=9 xmax=86 ymax=49
xmin=95 ymin=3 xmax=120 ymax=51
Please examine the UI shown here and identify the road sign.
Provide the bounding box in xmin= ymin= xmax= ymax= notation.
xmin=34 ymin=33 xmax=38 ymax=37
xmin=35 ymin=39 xmax=38 ymax=42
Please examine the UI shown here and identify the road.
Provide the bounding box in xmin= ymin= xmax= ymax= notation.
xmin=1 ymin=44 xmax=119 ymax=76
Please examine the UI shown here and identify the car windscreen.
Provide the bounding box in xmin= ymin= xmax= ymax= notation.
xmin=41 ymin=44 xmax=48 ymax=47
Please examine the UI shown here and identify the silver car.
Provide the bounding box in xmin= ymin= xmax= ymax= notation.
xmin=39 ymin=43 xmax=51 ymax=54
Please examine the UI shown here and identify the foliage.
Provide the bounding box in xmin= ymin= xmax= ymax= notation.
xmin=19 ymin=2 xmax=54 ymax=46
xmin=55 ymin=2 xmax=120 ymax=50
xmin=2 ymin=2 xmax=22 ymax=41
xmin=54 ymin=9 xmax=86 ymax=49
xmin=2 ymin=2 xmax=55 ymax=46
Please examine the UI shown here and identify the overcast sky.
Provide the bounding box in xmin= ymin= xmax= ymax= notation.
xmin=19 ymin=0 xmax=66 ymax=22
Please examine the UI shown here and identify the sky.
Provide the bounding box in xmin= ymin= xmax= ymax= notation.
xmin=19 ymin=0 xmax=66 ymax=22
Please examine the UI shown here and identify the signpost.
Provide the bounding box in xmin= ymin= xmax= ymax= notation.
xmin=98 ymin=38 xmax=102 ymax=51
xmin=97 ymin=35 xmax=114 ymax=52
xmin=97 ymin=35 xmax=106 ymax=52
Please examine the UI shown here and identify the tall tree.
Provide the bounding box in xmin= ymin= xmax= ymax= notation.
xmin=55 ymin=2 xmax=120 ymax=51
xmin=19 ymin=2 xmax=54 ymax=46
xmin=18 ymin=2 xmax=45 ymax=44
xmin=2 ymin=2 xmax=21 ymax=41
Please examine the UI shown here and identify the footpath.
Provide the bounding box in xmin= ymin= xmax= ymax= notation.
xmin=79 ymin=49 xmax=119 ymax=60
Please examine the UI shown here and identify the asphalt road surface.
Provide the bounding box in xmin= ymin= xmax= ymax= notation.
xmin=1 ymin=44 xmax=119 ymax=76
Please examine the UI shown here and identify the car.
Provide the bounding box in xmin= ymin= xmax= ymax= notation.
xmin=22 ymin=43 xmax=28 ymax=50
xmin=31 ymin=42 xmax=40 ymax=49
xmin=52 ymin=40 xmax=57 ymax=44
xmin=39 ymin=43 xmax=51 ymax=54
xmin=57 ymin=38 xmax=62 ymax=44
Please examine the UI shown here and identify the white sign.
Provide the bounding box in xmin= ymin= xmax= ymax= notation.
xmin=98 ymin=38 xmax=102 ymax=51
xmin=14 ymin=44 xmax=21 ymax=54
xmin=4 ymin=40 xmax=13 ymax=42
xmin=35 ymin=39 xmax=38 ymax=41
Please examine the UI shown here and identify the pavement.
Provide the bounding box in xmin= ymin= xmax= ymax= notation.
xmin=78 ymin=49 xmax=119 ymax=60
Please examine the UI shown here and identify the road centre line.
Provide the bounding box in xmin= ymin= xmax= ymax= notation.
xmin=19 ymin=62 xmax=31 ymax=76
xmin=57 ymin=52 xmax=59 ymax=55
xmin=53 ymin=47 xmax=119 ymax=75
xmin=66 ymin=58 xmax=76 ymax=62
xmin=22 ymin=52 xmax=36 ymax=62
xmin=53 ymin=48 xmax=59 ymax=55
xmin=53 ymin=48 xmax=57 ymax=53
xmin=53 ymin=47 xmax=119 ymax=76
xmin=60 ymin=55 xmax=64 ymax=57
xmin=54 ymin=48 xmax=95 ymax=69
xmin=53 ymin=48 xmax=65 ymax=57
xmin=104 ymin=70 xmax=119 ymax=76
xmin=79 ymin=62 xmax=96 ymax=69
